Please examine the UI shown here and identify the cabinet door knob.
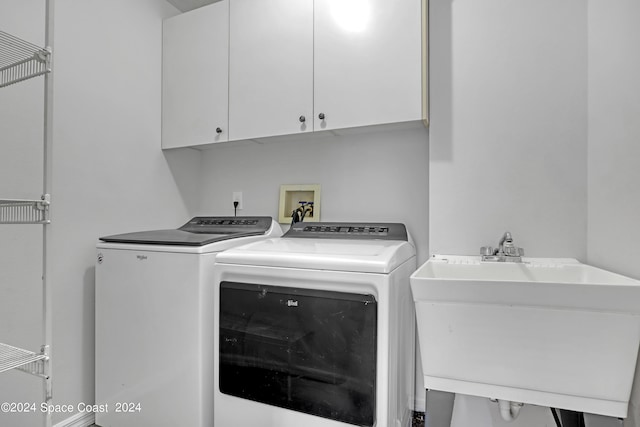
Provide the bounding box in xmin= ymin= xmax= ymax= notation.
xmin=318 ymin=113 xmax=325 ymax=120
xmin=216 ymin=127 xmax=222 ymax=134
xmin=299 ymin=116 xmax=306 ymax=123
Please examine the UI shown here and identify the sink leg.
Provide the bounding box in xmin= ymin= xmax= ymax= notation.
xmin=559 ymin=409 xmax=586 ymax=427
xmin=423 ymin=390 xmax=455 ymax=427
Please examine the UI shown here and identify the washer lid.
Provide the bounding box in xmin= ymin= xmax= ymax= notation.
xmin=99 ymin=216 xmax=274 ymax=246
xmin=216 ymin=236 xmax=416 ymax=274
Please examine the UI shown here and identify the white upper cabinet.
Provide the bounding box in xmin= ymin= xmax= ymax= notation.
xmin=228 ymin=0 xmax=314 ymax=141
xmin=313 ymin=0 xmax=423 ymax=131
xmin=161 ymin=0 xmax=425 ymax=148
xmin=162 ymin=1 xmax=229 ymax=149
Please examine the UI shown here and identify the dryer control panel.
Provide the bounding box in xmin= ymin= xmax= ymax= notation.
xmin=284 ymin=222 xmax=408 ymax=241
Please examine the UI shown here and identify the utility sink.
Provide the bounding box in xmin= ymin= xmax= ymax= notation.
xmin=411 ymin=255 xmax=640 ymax=418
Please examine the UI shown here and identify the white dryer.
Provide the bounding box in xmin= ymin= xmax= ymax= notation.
xmin=213 ymin=222 xmax=417 ymax=427
xmin=95 ymin=217 xmax=282 ymax=427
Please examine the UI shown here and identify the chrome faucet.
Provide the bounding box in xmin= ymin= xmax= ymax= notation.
xmin=498 ymin=231 xmax=512 ymax=255
xmin=481 ymin=231 xmax=524 ymax=262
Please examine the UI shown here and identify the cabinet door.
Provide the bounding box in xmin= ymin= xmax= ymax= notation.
xmin=162 ymin=1 xmax=229 ymax=149
xmin=314 ymin=0 xmax=422 ymax=131
xmin=229 ymin=0 xmax=313 ymax=141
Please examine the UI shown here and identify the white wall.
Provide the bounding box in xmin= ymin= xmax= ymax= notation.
xmin=586 ymin=0 xmax=640 ymax=295
xmin=429 ymin=0 xmax=588 ymax=259
xmin=587 ymin=1 xmax=640 ymax=426
xmin=0 ymin=0 xmax=198 ymax=425
xmin=429 ymin=0 xmax=588 ymax=426
xmin=198 ymin=125 xmax=430 ymax=262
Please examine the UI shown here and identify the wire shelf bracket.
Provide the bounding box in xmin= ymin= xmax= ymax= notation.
xmin=0 ymin=343 xmax=51 ymax=401
xmin=0 ymin=30 xmax=51 ymax=89
xmin=0 ymin=194 xmax=51 ymax=224
xmin=0 ymin=343 xmax=50 ymax=379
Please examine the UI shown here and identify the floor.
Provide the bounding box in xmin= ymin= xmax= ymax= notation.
xmin=92 ymin=412 xmax=426 ymax=427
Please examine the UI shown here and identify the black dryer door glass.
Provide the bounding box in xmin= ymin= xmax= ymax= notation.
xmin=219 ymin=282 xmax=377 ymax=426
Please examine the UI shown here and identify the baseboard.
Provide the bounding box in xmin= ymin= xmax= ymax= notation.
xmin=53 ymin=411 xmax=95 ymax=427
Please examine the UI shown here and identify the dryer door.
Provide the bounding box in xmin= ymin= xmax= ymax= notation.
xmin=219 ymin=281 xmax=377 ymax=426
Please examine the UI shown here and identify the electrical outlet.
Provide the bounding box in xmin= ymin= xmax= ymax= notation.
xmin=232 ymin=191 xmax=243 ymax=210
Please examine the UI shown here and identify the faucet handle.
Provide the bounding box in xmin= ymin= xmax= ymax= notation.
xmin=503 ymin=246 xmax=518 ymax=256
xmin=480 ymin=246 xmax=493 ymax=256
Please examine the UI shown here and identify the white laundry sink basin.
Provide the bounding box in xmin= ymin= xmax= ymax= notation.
xmin=411 ymin=255 xmax=640 ymax=418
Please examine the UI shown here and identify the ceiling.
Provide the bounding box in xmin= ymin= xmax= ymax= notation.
xmin=166 ymin=0 xmax=217 ymax=12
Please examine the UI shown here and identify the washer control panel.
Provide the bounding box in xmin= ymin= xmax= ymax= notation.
xmin=180 ymin=217 xmax=269 ymax=234
xmin=285 ymin=222 xmax=407 ymax=241
xmin=99 ymin=217 xmax=274 ymax=246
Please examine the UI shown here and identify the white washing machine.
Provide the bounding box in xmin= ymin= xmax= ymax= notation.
xmin=213 ymin=222 xmax=417 ymax=427
xmin=95 ymin=217 xmax=282 ymax=427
